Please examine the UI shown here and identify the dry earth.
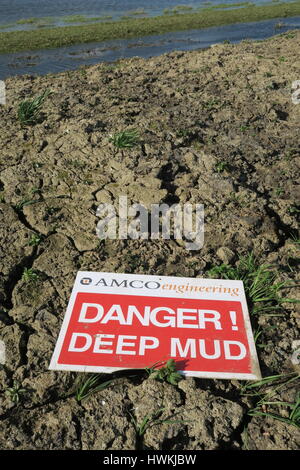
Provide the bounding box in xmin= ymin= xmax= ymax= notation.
xmin=0 ymin=30 xmax=300 ymax=450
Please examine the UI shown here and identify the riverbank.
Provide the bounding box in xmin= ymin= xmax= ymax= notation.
xmin=1 ymin=16 xmax=299 ymax=79
xmin=1 ymin=1 xmax=300 ymax=53
xmin=0 ymin=31 xmax=299 ymax=449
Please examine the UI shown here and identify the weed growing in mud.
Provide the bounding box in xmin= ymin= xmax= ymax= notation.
xmin=239 ymin=125 xmax=250 ymax=132
xmin=176 ymin=128 xmax=192 ymax=138
xmin=253 ymin=326 xmax=264 ymax=348
xmin=175 ymin=128 xmax=199 ymax=145
xmin=249 ymin=394 xmax=300 ymax=428
xmin=288 ymin=205 xmax=300 ymax=215
xmin=5 ymin=380 xmax=26 ymax=404
xmin=145 ymin=359 xmax=182 ymax=385
xmin=207 ymin=253 xmax=298 ymax=315
xmin=75 ymin=373 xmax=113 ymax=402
xmin=129 ymin=407 xmax=183 ymax=438
xmin=109 ymin=129 xmax=140 ymax=149
xmin=215 ymin=161 xmax=230 ymax=173
xmin=28 ymin=234 xmax=42 ymax=246
xmin=240 ymin=372 xmax=299 ymax=395
xmin=17 ymin=89 xmax=52 ymax=126
xmin=274 ymin=187 xmax=285 ymax=197
xmin=129 ymin=407 xmax=187 ymax=450
xmin=130 ymin=408 xmax=165 ymax=437
xmin=203 ymin=99 xmax=220 ymax=110
xmin=290 ymin=234 xmax=300 ymax=246
xmin=15 ymin=197 xmax=37 ymax=210
xmin=21 ymin=267 xmax=39 ymax=283
xmin=241 ymin=373 xmax=300 ymax=428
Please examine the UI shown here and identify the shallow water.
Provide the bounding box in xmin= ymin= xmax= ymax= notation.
xmin=0 ymin=0 xmax=295 ymax=30
xmin=0 ymin=16 xmax=299 ymax=79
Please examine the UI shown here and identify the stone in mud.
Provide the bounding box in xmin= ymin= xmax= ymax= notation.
xmin=216 ymin=247 xmax=235 ymax=264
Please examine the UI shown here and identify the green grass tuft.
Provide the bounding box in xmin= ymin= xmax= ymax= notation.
xmin=241 ymin=373 xmax=300 ymax=427
xmin=5 ymin=380 xmax=26 ymax=404
xmin=130 ymin=408 xmax=166 ymax=436
xmin=22 ymin=267 xmax=39 ymax=283
xmin=28 ymin=234 xmax=42 ymax=246
xmin=207 ymin=253 xmax=299 ymax=315
xmin=109 ymin=129 xmax=140 ymax=149
xmin=75 ymin=373 xmax=113 ymax=401
xmin=17 ymin=89 xmax=52 ymax=126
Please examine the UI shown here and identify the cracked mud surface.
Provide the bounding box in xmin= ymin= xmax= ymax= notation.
xmin=0 ymin=31 xmax=300 ymax=450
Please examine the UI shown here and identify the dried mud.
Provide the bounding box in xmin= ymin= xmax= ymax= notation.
xmin=0 ymin=30 xmax=299 ymax=450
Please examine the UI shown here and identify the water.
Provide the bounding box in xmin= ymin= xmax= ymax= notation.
xmin=0 ymin=1 xmax=299 ymax=78
xmin=0 ymin=16 xmax=299 ymax=78
xmin=0 ymin=0 xmax=295 ymax=29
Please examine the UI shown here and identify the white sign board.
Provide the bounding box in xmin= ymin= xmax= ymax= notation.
xmin=49 ymin=272 xmax=261 ymax=380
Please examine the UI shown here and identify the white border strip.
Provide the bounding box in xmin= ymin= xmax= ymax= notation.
xmin=49 ymin=363 xmax=258 ymax=380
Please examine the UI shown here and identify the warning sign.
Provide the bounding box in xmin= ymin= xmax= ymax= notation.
xmin=49 ymin=272 xmax=261 ymax=380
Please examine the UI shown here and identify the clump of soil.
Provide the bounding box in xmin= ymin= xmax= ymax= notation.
xmin=0 ymin=30 xmax=299 ymax=450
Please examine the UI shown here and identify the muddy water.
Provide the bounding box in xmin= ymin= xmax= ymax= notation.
xmin=1 ymin=16 xmax=300 ymax=79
